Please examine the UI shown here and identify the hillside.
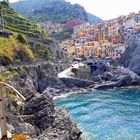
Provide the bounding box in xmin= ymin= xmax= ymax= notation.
xmin=0 ymin=1 xmax=58 ymax=65
xmin=87 ymin=12 xmax=103 ymax=24
xmin=11 ymin=0 xmax=102 ymax=24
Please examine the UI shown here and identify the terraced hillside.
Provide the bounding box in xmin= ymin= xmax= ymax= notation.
xmin=0 ymin=2 xmax=45 ymax=38
xmin=0 ymin=2 xmax=66 ymax=65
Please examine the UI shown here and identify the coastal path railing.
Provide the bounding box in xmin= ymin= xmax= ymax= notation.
xmin=0 ymin=81 xmax=26 ymax=140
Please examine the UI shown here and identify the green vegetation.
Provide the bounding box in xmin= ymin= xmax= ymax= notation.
xmin=16 ymin=33 xmax=27 ymax=44
xmin=33 ymin=46 xmax=55 ymax=61
xmin=11 ymin=0 xmax=103 ymax=24
xmin=11 ymin=0 xmax=88 ymax=24
xmin=0 ymin=37 xmax=34 ymax=65
xmin=0 ymin=2 xmax=44 ymax=38
xmin=51 ymin=29 xmax=73 ymax=40
xmin=0 ymin=67 xmax=22 ymax=99
xmin=0 ymin=67 xmax=18 ymax=82
xmin=0 ymin=2 xmax=55 ymax=65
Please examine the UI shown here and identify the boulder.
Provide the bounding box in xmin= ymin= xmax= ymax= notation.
xmin=91 ymin=61 xmax=110 ymax=76
xmin=94 ymin=67 xmax=140 ymax=89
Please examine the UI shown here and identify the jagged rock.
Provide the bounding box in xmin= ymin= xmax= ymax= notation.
xmin=23 ymin=94 xmax=82 ymax=139
xmin=13 ymin=62 xmax=65 ymax=96
xmin=24 ymin=94 xmax=55 ymax=115
xmin=6 ymin=88 xmax=82 ymax=140
xmin=95 ymin=67 xmax=140 ymax=89
xmin=102 ymin=72 xmax=113 ymax=81
xmin=91 ymin=75 xmax=102 ymax=83
xmin=7 ymin=63 xmax=82 ymax=139
xmin=120 ymin=41 xmax=140 ymax=75
xmin=91 ymin=61 xmax=110 ymax=76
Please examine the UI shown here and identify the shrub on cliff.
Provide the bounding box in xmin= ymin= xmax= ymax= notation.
xmin=16 ymin=33 xmax=27 ymax=44
xmin=0 ymin=37 xmax=34 ymax=65
xmin=34 ymin=46 xmax=55 ymax=61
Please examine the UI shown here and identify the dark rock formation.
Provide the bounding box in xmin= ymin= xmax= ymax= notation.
xmin=13 ymin=62 xmax=64 ymax=95
xmin=94 ymin=67 xmax=140 ymax=89
xmin=5 ymin=59 xmax=140 ymax=139
xmin=70 ymin=60 xmax=140 ymax=89
xmin=5 ymin=63 xmax=82 ymax=140
xmin=91 ymin=61 xmax=110 ymax=76
xmin=23 ymin=94 xmax=82 ymax=140
xmin=120 ymin=41 xmax=140 ymax=75
xmin=60 ymin=78 xmax=94 ymax=88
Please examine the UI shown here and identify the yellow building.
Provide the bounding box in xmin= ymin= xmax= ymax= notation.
xmin=98 ymin=27 xmax=109 ymax=44
xmin=66 ymin=45 xmax=76 ymax=56
xmin=75 ymin=46 xmax=84 ymax=57
xmin=101 ymin=42 xmax=112 ymax=57
xmin=100 ymin=42 xmax=125 ymax=60
xmin=83 ymin=41 xmax=99 ymax=58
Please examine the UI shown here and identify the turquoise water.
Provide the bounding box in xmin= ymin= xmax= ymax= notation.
xmin=55 ymin=89 xmax=140 ymax=140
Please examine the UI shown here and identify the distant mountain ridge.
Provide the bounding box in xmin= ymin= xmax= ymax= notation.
xmin=11 ymin=0 xmax=103 ymax=24
xmin=87 ymin=12 xmax=103 ymax=24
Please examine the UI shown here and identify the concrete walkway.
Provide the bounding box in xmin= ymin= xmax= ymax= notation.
xmin=58 ymin=63 xmax=79 ymax=78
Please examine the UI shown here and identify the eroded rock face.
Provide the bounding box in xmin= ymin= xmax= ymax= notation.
xmin=6 ymin=63 xmax=82 ymax=140
xmin=25 ymin=94 xmax=82 ymax=139
xmin=6 ymin=59 xmax=140 ymax=139
xmin=6 ymin=92 xmax=82 ymax=140
xmin=91 ymin=61 xmax=110 ymax=76
xmin=120 ymin=41 xmax=140 ymax=75
xmin=13 ymin=62 xmax=65 ymax=97
xmin=94 ymin=67 xmax=140 ymax=89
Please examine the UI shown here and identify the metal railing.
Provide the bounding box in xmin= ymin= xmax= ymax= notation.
xmin=0 ymin=82 xmax=26 ymax=140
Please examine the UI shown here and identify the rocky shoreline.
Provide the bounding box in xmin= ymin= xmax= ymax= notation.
xmin=4 ymin=63 xmax=82 ymax=140
xmin=3 ymin=60 xmax=140 ymax=140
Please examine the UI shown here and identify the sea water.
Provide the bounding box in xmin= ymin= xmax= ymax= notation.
xmin=55 ymin=89 xmax=140 ymax=140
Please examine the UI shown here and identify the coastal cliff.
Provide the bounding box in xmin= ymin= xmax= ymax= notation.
xmin=120 ymin=40 xmax=140 ymax=75
xmin=4 ymin=62 xmax=82 ymax=140
xmin=0 ymin=2 xmax=82 ymax=139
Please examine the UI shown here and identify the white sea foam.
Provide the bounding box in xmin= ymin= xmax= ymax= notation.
xmin=53 ymin=91 xmax=78 ymax=100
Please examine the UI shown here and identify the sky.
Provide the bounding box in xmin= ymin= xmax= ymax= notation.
xmin=10 ymin=0 xmax=140 ymax=20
